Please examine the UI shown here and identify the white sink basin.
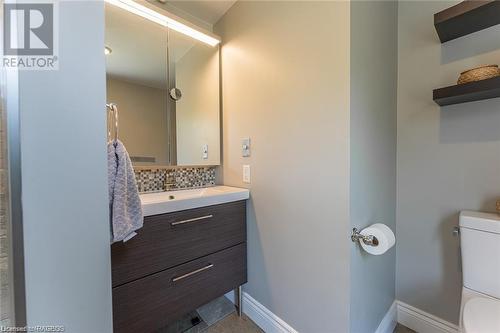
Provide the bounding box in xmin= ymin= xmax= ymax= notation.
xmin=140 ymin=186 xmax=250 ymax=216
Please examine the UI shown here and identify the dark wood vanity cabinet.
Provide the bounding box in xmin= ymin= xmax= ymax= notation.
xmin=111 ymin=201 xmax=247 ymax=333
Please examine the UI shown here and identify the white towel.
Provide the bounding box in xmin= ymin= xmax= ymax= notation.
xmin=108 ymin=140 xmax=143 ymax=243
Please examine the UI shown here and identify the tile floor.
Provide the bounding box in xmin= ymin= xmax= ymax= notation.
xmin=161 ymin=296 xmax=415 ymax=333
xmin=205 ymin=316 xmax=414 ymax=333
xmin=393 ymin=323 xmax=416 ymax=333
xmin=205 ymin=313 xmax=263 ymax=333
xmin=159 ymin=296 xmax=238 ymax=333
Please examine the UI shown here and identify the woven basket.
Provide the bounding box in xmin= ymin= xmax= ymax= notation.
xmin=457 ymin=65 xmax=500 ymax=84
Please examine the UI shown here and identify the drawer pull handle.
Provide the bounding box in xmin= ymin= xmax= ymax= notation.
xmin=172 ymin=264 xmax=214 ymax=282
xmin=171 ymin=215 xmax=213 ymax=226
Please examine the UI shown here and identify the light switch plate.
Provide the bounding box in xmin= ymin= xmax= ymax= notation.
xmin=242 ymin=138 xmax=251 ymax=157
xmin=202 ymin=144 xmax=208 ymax=159
xmin=243 ymin=165 xmax=251 ymax=183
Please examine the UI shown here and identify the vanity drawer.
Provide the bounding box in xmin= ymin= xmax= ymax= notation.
xmin=111 ymin=200 xmax=246 ymax=287
xmin=112 ymin=243 xmax=247 ymax=333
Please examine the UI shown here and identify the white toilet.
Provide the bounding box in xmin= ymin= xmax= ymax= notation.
xmin=459 ymin=211 xmax=500 ymax=333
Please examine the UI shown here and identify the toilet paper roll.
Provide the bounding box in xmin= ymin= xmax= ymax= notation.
xmin=360 ymin=223 xmax=395 ymax=255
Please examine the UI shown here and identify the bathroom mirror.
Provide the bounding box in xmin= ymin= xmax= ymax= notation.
xmin=104 ymin=3 xmax=221 ymax=166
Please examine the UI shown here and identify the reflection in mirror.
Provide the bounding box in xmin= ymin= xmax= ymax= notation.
xmin=168 ymin=28 xmax=220 ymax=166
xmin=104 ymin=3 xmax=220 ymax=166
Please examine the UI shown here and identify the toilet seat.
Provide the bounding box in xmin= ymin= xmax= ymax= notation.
xmin=463 ymin=297 xmax=500 ymax=333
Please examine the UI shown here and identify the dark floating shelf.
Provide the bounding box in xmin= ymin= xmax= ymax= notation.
xmin=433 ymin=76 xmax=500 ymax=106
xmin=434 ymin=0 xmax=500 ymax=43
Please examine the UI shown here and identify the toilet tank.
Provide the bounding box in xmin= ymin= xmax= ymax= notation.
xmin=459 ymin=211 xmax=500 ymax=299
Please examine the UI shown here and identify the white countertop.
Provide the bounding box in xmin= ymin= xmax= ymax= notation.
xmin=140 ymin=186 xmax=250 ymax=216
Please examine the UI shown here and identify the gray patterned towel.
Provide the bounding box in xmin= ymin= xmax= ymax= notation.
xmin=108 ymin=140 xmax=143 ymax=243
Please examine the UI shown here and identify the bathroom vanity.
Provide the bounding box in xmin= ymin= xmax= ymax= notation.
xmin=111 ymin=187 xmax=249 ymax=333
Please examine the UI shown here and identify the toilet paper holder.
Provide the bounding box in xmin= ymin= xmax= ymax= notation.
xmin=351 ymin=228 xmax=379 ymax=246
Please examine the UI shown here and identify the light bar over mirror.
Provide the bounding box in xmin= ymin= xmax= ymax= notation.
xmin=104 ymin=0 xmax=221 ymax=46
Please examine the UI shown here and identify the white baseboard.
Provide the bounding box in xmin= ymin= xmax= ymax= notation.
xmin=397 ymin=301 xmax=459 ymax=333
xmin=224 ymin=291 xmax=298 ymax=333
xmin=224 ymin=294 xmax=459 ymax=333
xmin=375 ymin=301 xmax=398 ymax=333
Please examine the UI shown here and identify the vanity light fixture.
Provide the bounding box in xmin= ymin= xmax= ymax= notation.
xmin=105 ymin=46 xmax=113 ymax=55
xmin=104 ymin=0 xmax=220 ymax=47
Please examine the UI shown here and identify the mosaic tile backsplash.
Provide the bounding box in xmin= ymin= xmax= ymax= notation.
xmin=134 ymin=167 xmax=216 ymax=193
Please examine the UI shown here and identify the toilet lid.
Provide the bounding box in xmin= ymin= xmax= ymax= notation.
xmin=463 ymin=297 xmax=500 ymax=333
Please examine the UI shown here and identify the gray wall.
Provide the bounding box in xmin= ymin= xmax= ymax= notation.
xmin=397 ymin=1 xmax=500 ymax=324
xmin=19 ymin=2 xmax=113 ymax=331
xmin=215 ymin=2 xmax=351 ymax=331
xmin=350 ymin=1 xmax=398 ymax=333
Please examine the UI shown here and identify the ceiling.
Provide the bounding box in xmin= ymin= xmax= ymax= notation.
xmin=165 ymin=1 xmax=237 ymax=26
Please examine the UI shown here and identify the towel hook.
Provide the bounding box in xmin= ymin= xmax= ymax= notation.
xmin=106 ymin=103 xmax=119 ymax=143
